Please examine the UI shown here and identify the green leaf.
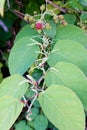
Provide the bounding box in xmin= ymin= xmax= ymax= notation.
xmin=63 ymin=14 xmax=76 ymax=24
xmin=39 ymin=85 xmax=85 ymax=130
xmin=0 ymin=74 xmax=28 ymax=99
xmin=78 ymin=0 xmax=87 ymax=6
xmin=33 ymin=99 xmax=40 ymax=108
xmin=67 ymin=0 xmax=83 ymax=10
xmin=30 ymin=107 xmax=39 ymax=120
xmin=55 ymin=24 xmax=87 ymax=48
xmin=45 ymin=62 xmax=87 ymax=110
xmin=31 ymin=69 xmax=43 ymax=81
xmin=0 ymin=0 xmax=6 ymax=16
xmin=0 ymin=96 xmax=23 ymax=130
xmin=15 ymin=120 xmax=33 ymax=130
xmin=48 ymin=40 xmax=87 ymax=75
xmin=15 ymin=25 xmax=38 ymax=42
xmin=47 ymin=1 xmax=62 ymax=14
xmin=0 ymin=63 xmax=3 ymax=83
xmin=8 ymin=25 xmax=40 ymax=75
xmin=34 ymin=114 xmax=48 ymax=130
xmin=25 ymin=0 xmax=40 ymax=15
xmin=80 ymin=13 xmax=87 ymax=21
xmin=27 ymin=120 xmax=34 ymax=129
xmin=44 ymin=20 xmax=57 ymax=38
xmin=25 ymin=88 xmax=34 ymax=98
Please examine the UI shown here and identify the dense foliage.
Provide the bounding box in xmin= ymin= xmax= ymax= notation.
xmin=0 ymin=0 xmax=87 ymax=130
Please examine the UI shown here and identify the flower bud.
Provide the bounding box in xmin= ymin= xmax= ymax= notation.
xmin=29 ymin=16 xmax=35 ymax=23
xmin=61 ymin=20 xmax=67 ymax=26
xmin=35 ymin=22 xmax=45 ymax=29
xmin=45 ymin=22 xmax=51 ymax=29
xmin=31 ymin=23 xmax=35 ymax=28
xmin=37 ymin=29 xmax=42 ymax=33
xmin=58 ymin=15 xmax=64 ymax=20
xmin=34 ymin=11 xmax=37 ymax=15
xmin=24 ymin=14 xmax=30 ymax=21
xmin=82 ymin=25 xmax=86 ymax=30
xmin=40 ymin=4 xmax=45 ymax=12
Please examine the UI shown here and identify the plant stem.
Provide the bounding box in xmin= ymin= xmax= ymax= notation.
xmin=46 ymin=0 xmax=67 ymax=13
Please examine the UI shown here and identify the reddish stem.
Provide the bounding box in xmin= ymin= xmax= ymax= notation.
xmin=46 ymin=0 xmax=67 ymax=13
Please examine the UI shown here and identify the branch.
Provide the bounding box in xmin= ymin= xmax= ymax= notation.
xmin=10 ymin=10 xmax=24 ymax=20
xmin=46 ymin=0 xmax=67 ymax=13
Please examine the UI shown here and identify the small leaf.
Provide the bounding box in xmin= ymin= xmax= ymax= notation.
xmin=27 ymin=120 xmax=34 ymax=129
xmin=39 ymin=85 xmax=85 ymax=130
xmin=15 ymin=120 xmax=33 ymax=130
xmin=44 ymin=20 xmax=57 ymax=38
xmin=80 ymin=13 xmax=87 ymax=21
xmin=63 ymin=14 xmax=76 ymax=24
xmin=0 ymin=74 xmax=28 ymax=99
xmin=30 ymin=107 xmax=39 ymax=120
xmin=55 ymin=24 xmax=87 ymax=48
xmin=45 ymin=62 xmax=87 ymax=110
xmin=48 ymin=40 xmax=87 ymax=75
xmin=34 ymin=114 xmax=48 ymax=130
xmin=33 ymin=99 xmax=40 ymax=108
xmin=0 ymin=96 xmax=23 ymax=130
xmin=8 ymin=25 xmax=40 ymax=75
xmin=67 ymin=0 xmax=83 ymax=10
xmin=0 ymin=0 xmax=6 ymax=17
xmin=78 ymin=0 xmax=87 ymax=6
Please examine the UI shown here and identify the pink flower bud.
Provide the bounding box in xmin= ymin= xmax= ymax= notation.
xmin=35 ymin=22 xmax=45 ymax=29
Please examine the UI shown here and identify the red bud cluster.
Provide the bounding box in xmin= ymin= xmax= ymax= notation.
xmin=35 ymin=22 xmax=45 ymax=30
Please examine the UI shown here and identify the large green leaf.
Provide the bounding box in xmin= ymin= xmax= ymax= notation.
xmin=0 ymin=74 xmax=28 ymax=99
xmin=48 ymin=40 xmax=87 ymax=75
xmin=15 ymin=25 xmax=38 ymax=42
xmin=0 ymin=96 xmax=23 ymax=130
xmin=8 ymin=25 xmax=40 ymax=75
xmin=0 ymin=0 xmax=6 ymax=16
xmin=0 ymin=63 xmax=3 ymax=83
xmin=55 ymin=24 xmax=87 ymax=48
xmin=39 ymin=85 xmax=85 ymax=130
xmin=45 ymin=62 xmax=87 ymax=110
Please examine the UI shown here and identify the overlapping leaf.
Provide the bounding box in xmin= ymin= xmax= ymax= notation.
xmin=0 ymin=74 xmax=28 ymax=130
xmin=0 ymin=74 xmax=28 ymax=99
xmin=78 ymin=0 xmax=87 ymax=6
xmin=45 ymin=62 xmax=87 ymax=110
xmin=48 ymin=40 xmax=87 ymax=75
xmin=0 ymin=96 xmax=23 ymax=130
xmin=39 ymin=85 xmax=85 ymax=130
xmin=55 ymin=24 xmax=87 ymax=48
xmin=8 ymin=25 xmax=40 ymax=75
